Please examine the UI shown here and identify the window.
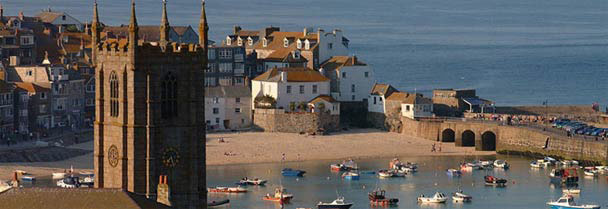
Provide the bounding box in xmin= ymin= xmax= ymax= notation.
xmin=235 ymin=108 xmax=241 ymax=113
xmin=283 ymin=38 xmax=289 ymax=47
xmin=351 ymin=84 xmax=355 ymax=93
xmin=26 ymin=70 xmax=33 ymax=76
xmin=365 ymin=72 xmax=369 ymax=78
xmin=219 ymin=63 xmax=233 ymax=73
xmin=86 ymin=98 xmax=94 ymax=106
xmin=328 ymin=43 xmax=333 ymax=49
xmin=62 ymin=15 xmax=66 ymax=21
xmin=215 ymin=118 xmax=220 ymax=123
xmin=226 ymin=37 xmax=232 ymax=45
xmin=5 ymin=37 xmax=15 ymax=45
xmin=235 ymin=97 xmax=241 ymax=103
xmin=286 ymin=85 xmax=292 ymax=94
xmin=296 ymin=40 xmax=302 ymax=49
xmin=379 ymin=97 xmax=383 ymax=102
xmin=208 ymin=49 xmax=216 ymax=60
xmin=304 ymin=39 xmax=310 ymax=50
xmin=247 ymin=37 xmax=253 ymax=46
xmin=352 ymin=95 xmax=355 ymax=100
xmin=263 ymin=38 xmax=268 ymax=47
xmin=342 ymin=72 xmax=346 ymax=78
xmin=373 ymin=97 xmax=377 ymax=104
xmin=237 ymin=37 xmax=243 ymax=46
xmin=299 ymin=85 xmax=304 ymax=94
xmin=161 ymin=73 xmax=178 ymax=119
xmin=109 ymin=71 xmax=119 ymax=117
xmin=213 ymin=108 xmax=219 ymax=114
xmin=406 ymin=105 xmax=410 ymax=111
xmin=213 ymin=97 xmax=219 ymax=104
xmin=312 ymin=85 xmax=317 ymax=94
xmin=219 ymin=49 xmax=232 ymax=59
xmin=39 ymin=105 xmax=47 ymax=113
xmin=21 ymin=36 xmax=33 ymax=45
xmin=40 ymin=92 xmax=47 ymax=99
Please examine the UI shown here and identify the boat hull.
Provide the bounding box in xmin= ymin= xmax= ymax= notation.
xmin=370 ymin=199 xmax=398 ymax=206
xmin=317 ymin=204 xmax=353 ymax=209
xmin=548 ymin=204 xmax=600 ymax=209
xmin=208 ymin=199 xmax=230 ymax=207
xmin=343 ymin=175 xmax=359 ymax=180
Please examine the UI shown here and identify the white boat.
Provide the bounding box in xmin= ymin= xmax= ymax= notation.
xmin=480 ymin=160 xmax=494 ymax=167
xmin=0 ymin=181 xmax=11 ymax=194
xmin=531 ymin=159 xmax=551 ymax=168
xmin=583 ymin=168 xmax=598 ymax=177
xmin=452 ymin=190 xmax=472 ymax=202
xmin=52 ymin=172 xmax=67 ymax=179
xmin=317 ymin=197 xmax=353 ymax=209
xmin=57 ymin=176 xmax=80 ymax=188
xmin=342 ymin=172 xmax=360 ymax=180
xmin=547 ymin=195 xmax=600 ymax=209
xmin=446 ymin=169 xmax=461 ymax=177
xmin=378 ymin=170 xmax=404 ymax=178
xmin=418 ymin=192 xmax=447 ymax=203
xmin=493 ymin=160 xmax=509 ymax=169
xmin=563 ymin=188 xmax=581 ymax=195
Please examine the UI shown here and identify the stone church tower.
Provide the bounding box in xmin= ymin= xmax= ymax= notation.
xmin=92 ymin=1 xmax=208 ymax=208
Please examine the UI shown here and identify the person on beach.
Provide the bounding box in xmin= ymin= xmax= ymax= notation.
xmin=438 ymin=143 xmax=442 ymax=152
xmin=431 ymin=144 xmax=436 ymax=152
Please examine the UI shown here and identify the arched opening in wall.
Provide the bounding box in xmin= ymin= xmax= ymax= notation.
xmin=461 ymin=130 xmax=475 ymax=147
xmin=481 ymin=131 xmax=496 ymax=151
xmin=442 ymin=129 xmax=455 ymax=142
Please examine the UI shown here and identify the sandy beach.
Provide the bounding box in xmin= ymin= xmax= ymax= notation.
xmin=207 ymin=129 xmax=495 ymax=166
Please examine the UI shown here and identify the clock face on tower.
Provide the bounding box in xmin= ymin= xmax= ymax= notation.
xmin=162 ymin=147 xmax=180 ymax=168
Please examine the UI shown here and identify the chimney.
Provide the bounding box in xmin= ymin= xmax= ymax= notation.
xmin=318 ymin=68 xmax=324 ymax=76
xmin=233 ymin=25 xmax=242 ymax=34
xmin=9 ymin=56 xmax=20 ymax=66
xmin=280 ymin=70 xmax=286 ymax=82
xmin=156 ymin=175 xmax=172 ymax=206
xmin=303 ymin=27 xmax=308 ymax=36
xmin=18 ymin=11 xmax=24 ymax=21
xmin=317 ymin=28 xmax=324 ymax=42
xmin=352 ymin=56 xmax=357 ymax=65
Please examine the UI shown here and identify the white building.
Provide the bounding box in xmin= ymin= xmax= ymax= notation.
xmin=368 ymin=83 xmax=397 ymax=113
xmin=37 ymin=10 xmax=84 ymax=32
xmin=205 ymin=86 xmax=252 ymax=130
xmin=320 ymin=56 xmax=374 ymax=102
xmin=252 ymin=67 xmax=331 ymax=111
xmin=317 ymin=29 xmax=349 ymax=65
xmin=308 ymin=95 xmax=340 ymax=115
xmin=400 ymin=94 xmax=434 ymax=119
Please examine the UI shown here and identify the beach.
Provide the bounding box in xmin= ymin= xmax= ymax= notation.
xmin=207 ymin=129 xmax=494 ymax=166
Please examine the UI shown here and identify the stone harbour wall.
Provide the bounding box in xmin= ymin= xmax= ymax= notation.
xmin=253 ymin=109 xmax=340 ymax=133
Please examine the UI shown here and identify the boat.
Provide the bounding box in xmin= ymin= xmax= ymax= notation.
xmin=341 ymin=172 xmax=360 ymax=180
xmin=583 ymin=167 xmax=598 ymax=177
xmin=563 ymin=188 xmax=581 ymax=195
xmin=484 ymin=175 xmax=507 ymax=187
xmin=21 ymin=175 xmax=36 ymax=182
xmin=545 ymin=157 xmax=557 ymax=165
xmin=207 ymin=186 xmax=247 ymax=193
xmin=14 ymin=170 xmax=27 ymax=175
xmin=378 ymin=170 xmax=404 ymax=178
xmin=452 ymin=190 xmax=472 ymax=203
xmin=57 ymin=176 xmax=81 ymax=188
xmin=560 ymin=160 xmax=580 ymax=167
xmin=342 ymin=159 xmax=359 ymax=170
xmin=480 ymin=160 xmax=494 ymax=168
xmin=531 ymin=159 xmax=552 ymax=168
xmin=207 ymin=199 xmax=230 ymax=207
xmin=547 ymin=195 xmax=600 ymax=209
xmin=0 ymin=181 xmax=11 ymax=194
xmin=389 ymin=158 xmax=417 ymax=173
xmin=282 ymin=168 xmax=306 ymax=177
xmin=262 ymin=187 xmax=293 ymax=203
xmin=493 ymin=160 xmax=509 ymax=169
xmin=317 ymin=197 xmax=353 ymax=209
xmin=330 ymin=164 xmax=347 ymax=172
xmin=461 ymin=161 xmax=483 ymax=170
xmin=550 ymin=168 xmax=579 ymax=185
xmin=237 ymin=177 xmax=267 ymax=186
xmin=446 ymin=169 xmax=462 ymax=177
xmin=52 ymin=172 xmax=67 ymax=179
xmin=368 ymin=189 xmax=398 ymax=206
xmin=417 ymin=192 xmax=447 ymax=203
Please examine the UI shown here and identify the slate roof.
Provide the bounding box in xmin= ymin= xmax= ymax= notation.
xmin=253 ymin=67 xmax=329 ymax=82
xmin=14 ymin=82 xmax=50 ymax=93
xmin=370 ymin=83 xmax=397 ymax=96
xmin=309 ymin=95 xmax=338 ymax=104
xmin=386 ymin=92 xmax=432 ymax=104
xmin=205 ymin=86 xmax=251 ymax=98
xmin=320 ymin=56 xmax=366 ymax=72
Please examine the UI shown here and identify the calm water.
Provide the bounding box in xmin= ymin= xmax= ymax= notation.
xmin=207 ymin=155 xmax=608 ymax=209
xmin=6 ymin=0 xmax=608 ymax=107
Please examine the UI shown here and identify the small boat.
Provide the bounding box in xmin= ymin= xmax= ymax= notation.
xmin=446 ymin=169 xmax=461 ymax=177
xmin=493 ymin=160 xmax=509 ymax=169
xmin=583 ymin=167 xmax=598 ymax=177
xmin=207 ymin=186 xmax=247 ymax=193
xmin=208 ymin=199 xmax=230 ymax=207
xmin=342 ymin=172 xmax=360 ymax=180
xmin=563 ymin=188 xmax=581 ymax=195
xmin=368 ymin=189 xmax=398 ymax=206
xmin=547 ymin=194 xmax=600 ymax=209
xmin=550 ymin=168 xmax=579 ymax=185
xmin=330 ymin=164 xmax=347 ymax=172
xmin=262 ymin=187 xmax=293 ymax=203
xmin=480 ymin=160 xmax=494 ymax=167
xmin=461 ymin=161 xmax=482 ymax=170
xmin=282 ymin=168 xmax=306 ymax=177
xmin=452 ymin=190 xmax=472 ymax=203
xmin=484 ymin=175 xmax=507 ymax=187
xmin=14 ymin=170 xmax=27 ymax=175
xmin=57 ymin=176 xmax=81 ymax=188
xmin=389 ymin=158 xmax=417 ymax=173
xmin=21 ymin=175 xmax=36 ymax=182
xmin=378 ymin=170 xmax=404 ymax=178
xmin=52 ymin=172 xmax=67 ymax=179
xmin=560 ymin=160 xmax=580 ymax=167
xmin=237 ymin=177 xmax=267 ymax=186
xmin=418 ymin=192 xmax=447 ymax=203
xmin=545 ymin=157 xmax=557 ymax=164
xmin=531 ymin=159 xmax=551 ymax=168
xmin=342 ymin=159 xmax=359 ymax=170
xmin=317 ymin=197 xmax=353 ymax=209
xmin=0 ymin=181 xmax=12 ymax=194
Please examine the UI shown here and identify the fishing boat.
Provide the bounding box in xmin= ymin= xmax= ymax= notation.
xmin=52 ymin=172 xmax=66 ymax=179
xmin=389 ymin=158 xmax=417 ymax=173
xmin=480 ymin=160 xmax=494 ymax=167
xmin=550 ymin=168 xmax=579 ymax=185
xmin=417 ymin=192 xmax=447 ymax=203
xmin=547 ymin=195 xmax=600 ymax=209
xmin=330 ymin=164 xmax=347 ymax=172
xmin=317 ymin=197 xmax=353 ymax=209
xmin=446 ymin=169 xmax=461 ymax=177
xmin=378 ymin=170 xmax=404 ymax=178
xmin=493 ymin=160 xmax=509 ymax=169
xmin=484 ymin=175 xmax=507 ymax=187
xmin=563 ymin=188 xmax=581 ymax=195
xmin=583 ymin=167 xmax=598 ymax=177
xmin=341 ymin=172 xmax=360 ymax=180
xmin=207 ymin=186 xmax=247 ymax=193
xmin=237 ymin=177 xmax=267 ymax=186
xmin=452 ymin=190 xmax=472 ymax=203
xmin=282 ymin=168 xmax=306 ymax=177
xmin=57 ymin=176 xmax=81 ymax=188
xmin=368 ymin=189 xmax=398 ymax=206
xmin=262 ymin=187 xmax=293 ymax=203
xmin=21 ymin=175 xmax=36 ymax=182
xmin=207 ymin=199 xmax=230 ymax=207
xmin=343 ymin=159 xmax=359 ymax=171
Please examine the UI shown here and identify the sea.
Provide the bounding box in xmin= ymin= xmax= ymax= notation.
xmin=6 ymin=0 xmax=608 ymax=108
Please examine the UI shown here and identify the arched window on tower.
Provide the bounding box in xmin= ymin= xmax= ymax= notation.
xmin=162 ymin=73 xmax=178 ymax=119
xmin=109 ymin=71 xmax=119 ymax=117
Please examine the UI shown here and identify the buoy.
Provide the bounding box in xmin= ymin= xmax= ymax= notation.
xmin=362 ymin=185 xmax=366 ymax=189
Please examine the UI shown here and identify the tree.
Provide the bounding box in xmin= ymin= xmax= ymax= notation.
xmin=317 ymin=102 xmax=326 ymax=112
xmin=297 ymin=102 xmax=308 ymax=112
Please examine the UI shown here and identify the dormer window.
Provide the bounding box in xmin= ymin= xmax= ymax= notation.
xmin=237 ymin=37 xmax=243 ymax=46
xmin=296 ymin=39 xmax=302 ymax=49
xmin=304 ymin=39 xmax=310 ymax=50
xmin=283 ymin=38 xmax=289 ymax=48
xmin=247 ymin=37 xmax=253 ymax=46
xmin=293 ymin=50 xmax=300 ymax=59
xmin=226 ymin=37 xmax=232 ymax=45
xmin=263 ymin=38 xmax=268 ymax=47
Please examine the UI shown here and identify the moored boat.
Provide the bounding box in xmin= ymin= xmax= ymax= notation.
xmin=493 ymin=160 xmax=509 ymax=169
xmin=57 ymin=176 xmax=80 ymax=188
xmin=317 ymin=197 xmax=353 ymax=209
xmin=0 ymin=181 xmax=11 ymax=194
xmin=52 ymin=172 xmax=66 ymax=179
xmin=21 ymin=175 xmax=35 ymax=182
xmin=452 ymin=190 xmax=472 ymax=203
xmin=417 ymin=192 xmax=447 ymax=203
xmin=378 ymin=170 xmax=404 ymax=178
xmin=208 ymin=199 xmax=230 ymax=207
xmin=484 ymin=175 xmax=507 ymax=187
xmin=368 ymin=189 xmax=398 ymax=206
xmin=583 ymin=167 xmax=598 ymax=177
xmin=446 ymin=169 xmax=461 ymax=177
xmin=262 ymin=187 xmax=293 ymax=203
xmin=282 ymin=168 xmax=306 ymax=177
xmin=389 ymin=158 xmax=417 ymax=173
xmin=207 ymin=186 xmax=247 ymax=193
xmin=237 ymin=177 xmax=267 ymax=186
xmin=547 ymin=194 xmax=600 ymax=209
xmin=330 ymin=164 xmax=347 ymax=172
xmin=550 ymin=168 xmax=579 ymax=185
xmin=341 ymin=172 xmax=360 ymax=180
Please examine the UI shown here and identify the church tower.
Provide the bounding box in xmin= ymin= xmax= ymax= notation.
xmin=93 ymin=1 xmax=207 ymax=208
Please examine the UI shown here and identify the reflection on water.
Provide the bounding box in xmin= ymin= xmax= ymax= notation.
xmin=207 ymin=155 xmax=608 ymax=209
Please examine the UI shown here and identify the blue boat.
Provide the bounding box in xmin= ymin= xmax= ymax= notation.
xmin=342 ymin=172 xmax=360 ymax=180
xmin=547 ymin=195 xmax=600 ymax=209
xmin=446 ymin=169 xmax=461 ymax=177
xmin=282 ymin=168 xmax=306 ymax=177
